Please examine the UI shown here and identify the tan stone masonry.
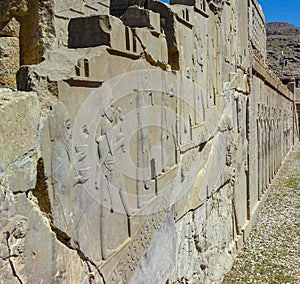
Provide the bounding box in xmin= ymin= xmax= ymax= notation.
xmin=0 ymin=0 xmax=298 ymax=283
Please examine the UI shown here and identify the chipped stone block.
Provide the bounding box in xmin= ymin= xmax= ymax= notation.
xmin=0 ymin=91 xmax=39 ymax=173
xmin=133 ymin=28 xmax=168 ymax=65
xmin=205 ymin=184 xmax=234 ymax=282
xmin=0 ymin=37 xmax=19 ymax=86
xmin=68 ymin=15 xmax=127 ymax=51
xmin=122 ymin=6 xmax=161 ymax=32
xmin=0 ymin=17 xmax=20 ymax=37
xmin=1 ymin=157 xmax=37 ymax=193
xmin=204 ymin=133 xmax=227 ymax=197
xmin=131 ymin=209 xmax=175 ymax=284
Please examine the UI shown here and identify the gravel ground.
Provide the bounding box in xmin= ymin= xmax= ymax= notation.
xmin=223 ymin=143 xmax=300 ymax=284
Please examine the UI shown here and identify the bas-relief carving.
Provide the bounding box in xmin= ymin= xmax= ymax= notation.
xmin=49 ymin=102 xmax=72 ymax=192
xmin=161 ymin=92 xmax=178 ymax=171
xmin=54 ymin=7 xmax=290 ymax=283
xmin=136 ymin=91 xmax=155 ymax=208
xmin=48 ymin=102 xmax=78 ymax=235
xmin=0 ymin=215 xmax=28 ymax=281
xmin=174 ymin=106 xmax=235 ymax=221
xmin=47 ymin=99 xmax=130 ymax=263
xmin=2 ymin=0 xmax=297 ymax=282
xmin=232 ymin=94 xmax=249 ymax=232
xmin=95 ymin=100 xmax=133 ymax=260
xmin=65 ymin=78 xmax=180 ymax=280
xmin=44 ymin=102 xmax=88 ymax=241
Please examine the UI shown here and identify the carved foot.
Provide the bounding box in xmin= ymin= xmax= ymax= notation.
xmin=102 ymin=248 xmax=115 ymax=261
xmin=162 ymin=166 xmax=170 ymax=173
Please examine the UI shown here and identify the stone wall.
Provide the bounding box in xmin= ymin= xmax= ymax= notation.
xmin=249 ymin=0 xmax=267 ymax=60
xmin=0 ymin=0 xmax=298 ymax=283
xmin=288 ymin=77 xmax=300 ymax=131
xmin=0 ymin=0 xmax=110 ymax=77
xmin=0 ymin=18 xmax=20 ymax=86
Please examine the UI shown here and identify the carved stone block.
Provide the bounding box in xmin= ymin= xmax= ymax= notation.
xmin=68 ymin=15 xmax=126 ymax=51
xmin=122 ymin=6 xmax=161 ymax=32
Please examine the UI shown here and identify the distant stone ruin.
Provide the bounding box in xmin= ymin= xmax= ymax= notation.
xmin=0 ymin=0 xmax=298 ymax=283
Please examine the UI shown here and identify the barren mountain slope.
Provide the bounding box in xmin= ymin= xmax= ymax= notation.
xmin=267 ymin=22 xmax=300 ymax=77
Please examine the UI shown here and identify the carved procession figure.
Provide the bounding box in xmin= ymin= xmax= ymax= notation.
xmin=49 ymin=102 xmax=80 ymax=235
xmin=49 ymin=102 xmax=72 ymax=192
xmin=95 ymin=100 xmax=134 ymax=260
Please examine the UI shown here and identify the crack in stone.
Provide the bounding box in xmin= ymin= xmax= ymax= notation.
xmin=50 ymin=225 xmax=106 ymax=284
xmin=4 ymin=232 xmax=23 ymax=284
xmin=12 ymin=189 xmax=32 ymax=195
xmin=32 ymin=158 xmax=106 ymax=283
xmin=132 ymin=30 xmax=168 ymax=70
xmin=32 ymin=158 xmax=52 ymax=218
xmin=86 ymin=261 xmax=96 ymax=284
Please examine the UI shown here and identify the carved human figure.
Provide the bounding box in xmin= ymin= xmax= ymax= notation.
xmin=49 ymin=102 xmax=77 ymax=235
xmin=49 ymin=102 xmax=72 ymax=192
xmin=161 ymin=93 xmax=176 ymax=172
xmin=0 ymin=216 xmax=28 ymax=269
xmin=95 ymin=101 xmax=134 ymax=260
xmin=257 ymin=104 xmax=262 ymax=197
xmin=136 ymin=91 xmax=153 ymax=208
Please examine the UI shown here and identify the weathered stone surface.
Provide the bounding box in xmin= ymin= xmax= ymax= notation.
xmin=68 ymin=15 xmax=126 ymax=49
xmin=0 ymin=37 xmax=19 ymax=86
xmin=0 ymin=185 xmax=102 ymax=283
xmin=2 ymin=157 xmax=37 ymax=194
xmin=0 ymin=17 xmax=19 ymax=37
xmin=122 ymin=5 xmax=161 ymax=32
xmin=131 ymin=209 xmax=175 ymax=284
xmin=0 ymin=90 xmax=39 ymax=172
xmin=0 ymin=0 xmax=28 ymax=30
xmin=0 ymin=0 xmax=111 ymax=79
xmin=0 ymin=0 xmax=298 ymax=283
xmin=0 ymin=21 xmax=19 ymax=86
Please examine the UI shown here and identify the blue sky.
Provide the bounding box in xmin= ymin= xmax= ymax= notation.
xmin=259 ymin=0 xmax=300 ymax=27
xmin=160 ymin=0 xmax=300 ymax=27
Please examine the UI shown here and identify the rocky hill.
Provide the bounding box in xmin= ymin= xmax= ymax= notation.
xmin=267 ymin=22 xmax=300 ymax=77
xmin=267 ymin=22 xmax=300 ymax=36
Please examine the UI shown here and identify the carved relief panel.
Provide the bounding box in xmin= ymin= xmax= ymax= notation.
xmin=50 ymin=69 xmax=183 ymax=281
